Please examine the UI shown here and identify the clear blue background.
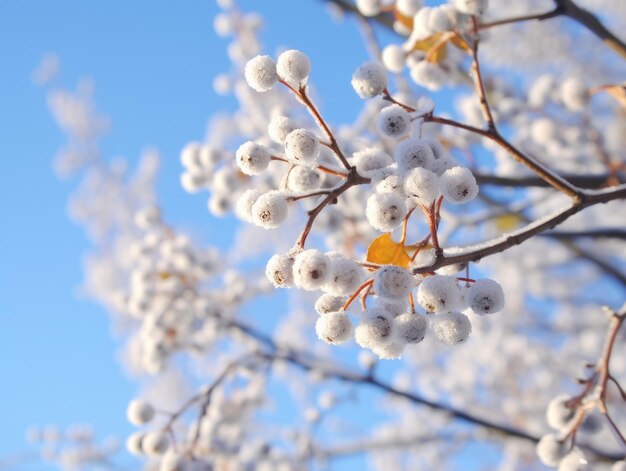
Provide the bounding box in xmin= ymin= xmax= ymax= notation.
xmin=0 ymin=1 xmax=404 ymax=468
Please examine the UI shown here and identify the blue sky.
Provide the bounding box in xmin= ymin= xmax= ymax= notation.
xmin=0 ymin=1 xmax=401 ymax=468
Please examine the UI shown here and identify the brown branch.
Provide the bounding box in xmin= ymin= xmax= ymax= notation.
xmin=479 ymin=9 xmax=562 ymax=29
xmin=412 ymin=185 xmax=626 ymax=276
xmin=540 ymin=229 xmax=626 ymax=240
xmin=555 ymin=0 xmax=626 ymax=60
xmin=295 ymin=168 xmax=370 ymax=248
xmin=474 ymin=173 xmax=614 ymax=189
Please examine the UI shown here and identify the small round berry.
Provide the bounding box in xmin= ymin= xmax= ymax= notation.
xmin=560 ymin=77 xmax=588 ymax=112
xmin=235 ymin=141 xmax=270 ymax=175
xmin=324 ymin=257 xmax=365 ymax=296
xmin=251 ymin=191 xmax=290 ymax=229
xmin=546 ymin=394 xmax=576 ymax=431
xmin=410 ymin=61 xmax=446 ymax=91
xmin=276 ymin=49 xmax=311 ymax=85
xmin=355 ymin=308 xmax=395 ymax=349
xmin=244 ymin=55 xmax=278 ymax=92
xmin=382 ymin=44 xmax=405 ymax=73
xmin=536 ymin=434 xmax=567 ymax=467
xmin=365 ymin=192 xmax=407 ymax=232
xmin=126 ymin=399 xmax=155 ymax=426
xmin=315 ymin=311 xmax=353 ymax=344
xmin=356 ymin=0 xmax=383 ymax=16
xmin=142 ymin=431 xmax=169 ymax=457
xmin=393 ymin=313 xmax=428 ymax=344
xmin=180 ymin=142 xmax=202 ymax=169
xmin=396 ymin=0 xmax=422 ymax=17
xmin=403 ymin=167 xmax=440 ymax=204
xmin=352 ymin=148 xmax=393 ymax=177
xmin=293 ymin=249 xmax=331 ymax=291
xmin=394 ymin=138 xmax=435 ymax=174
xmin=207 ymin=192 xmax=232 ymax=216
xmin=268 ymin=115 xmax=296 ymax=144
xmin=315 ymin=293 xmax=348 ymax=315
xmin=285 ymin=129 xmax=320 ymax=164
xmin=265 ymin=253 xmax=296 ymax=288
xmin=439 ymin=166 xmax=479 ymax=204
xmin=467 ymin=279 xmax=505 ymax=315
xmin=558 ymin=448 xmax=590 ymax=471
xmin=452 ymin=0 xmax=489 ymax=15
xmin=287 ymin=165 xmax=321 ymax=193
xmin=430 ymin=311 xmax=472 ymax=345
xmin=373 ymin=341 xmax=405 ymax=359
xmin=351 ymin=62 xmax=388 ymax=99
xmin=376 ymin=174 xmax=404 ymax=194
xmin=377 ymin=104 xmax=411 ymax=139
xmin=126 ymin=432 xmax=145 ymax=456
xmin=235 ymin=189 xmax=262 ymax=223
xmin=417 ymin=275 xmax=464 ymax=313
xmin=373 ymin=265 xmax=415 ymax=299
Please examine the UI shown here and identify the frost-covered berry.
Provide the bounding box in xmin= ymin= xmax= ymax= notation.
xmin=315 ymin=293 xmax=348 ymax=315
xmin=396 ymin=0 xmax=422 ymax=17
xmin=268 ymin=115 xmax=296 ymax=144
xmin=235 ymin=189 xmax=262 ymax=223
xmin=142 ymin=431 xmax=169 ymax=457
xmin=425 ymin=139 xmax=455 ymax=175
xmin=265 ymin=253 xmax=296 ymax=288
xmin=439 ymin=166 xmax=479 ymax=204
xmin=376 ymin=174 xmax=404 ymax=194
xmin=373 ymin=341 xmax=405 ymax=359
xmin=377 ymin=104 xmax=411 ymax=139
xmin=366 ymin=192 xmax=407 ymax=232
xmin=293 ymin=249 xmax=331 ymax=290
xmin=430 ymin=311 xmax=472 ymax=345
xmin=417 ymin=275 xmax=464 ymax=313
xmin=126 ymin=432 xmax=144 ymax=456
xmin=244 ymin=55 xmax=278 ymax=92
xmin=180 ymin=142 xmax=202 ymax=169
xmin=374 ymin=265 xmax=415 ymax=299
xmin=127 ymin=399 xmax=155 ymax=426
xmin=560 ymin=77 xmax=588 ymax=112
xmin=355 ymin=308 xmax=395 ymax=349
xmin=403 ymin=167 xmax=440 ymax=204
xmin=559 ymin=448 xmax=589 ymax=471
xmin=160 ymin=451 xmax=187 ymax=471
xmin=285 ymin=129 xmax=320 ymax=164
xmin=235 ymin=141 xmax=271 ymax=175
xmin=536 ymin=434 xmax=567 ymax=467
xmin=276 ymin=49 xmax=311 ymax=85
xmin=394 ymin=313 xmax=428 ymax=344
xmin=382 ymin=44 xmax=405 ymax=73
xmin=467 ymin=279 xmax=505 ymax=315
xmin=394 ymin=138 xmax=435 ymax=174
xmin=324 ymin=257 xmax=365 ymax=296
xmin=251 ymin=191 xmax=290 ymax=229
xmin=410 ymin=61 xmax=446 ymax=91
xmin=546 ymin=394 xmax=576 ymax=431
xmin=208 ymin=192 xmax=232 ymax=216
xmin=315 ymin=311 xmax=353 ymax=344
xmin=352 ymin=62 xmax=388 ymax=99
xmin=356 ymin=0 xmax=383 ymax=16
xmin=452 ymin=0 xmax=489 ymax=15
xmin=287 ymin=165 xmax=321 ymax=193
xmin=352 ymin=148 xmax=393 ymax=177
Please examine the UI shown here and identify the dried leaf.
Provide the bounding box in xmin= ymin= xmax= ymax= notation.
xmin=366 ymin=233 xmax=411 ymax=268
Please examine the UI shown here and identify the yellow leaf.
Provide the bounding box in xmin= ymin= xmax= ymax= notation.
xmin=366 ymin=233 xmax=411 ymax=268
xmin=494 ymin=214 xmax=522 ymax=232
